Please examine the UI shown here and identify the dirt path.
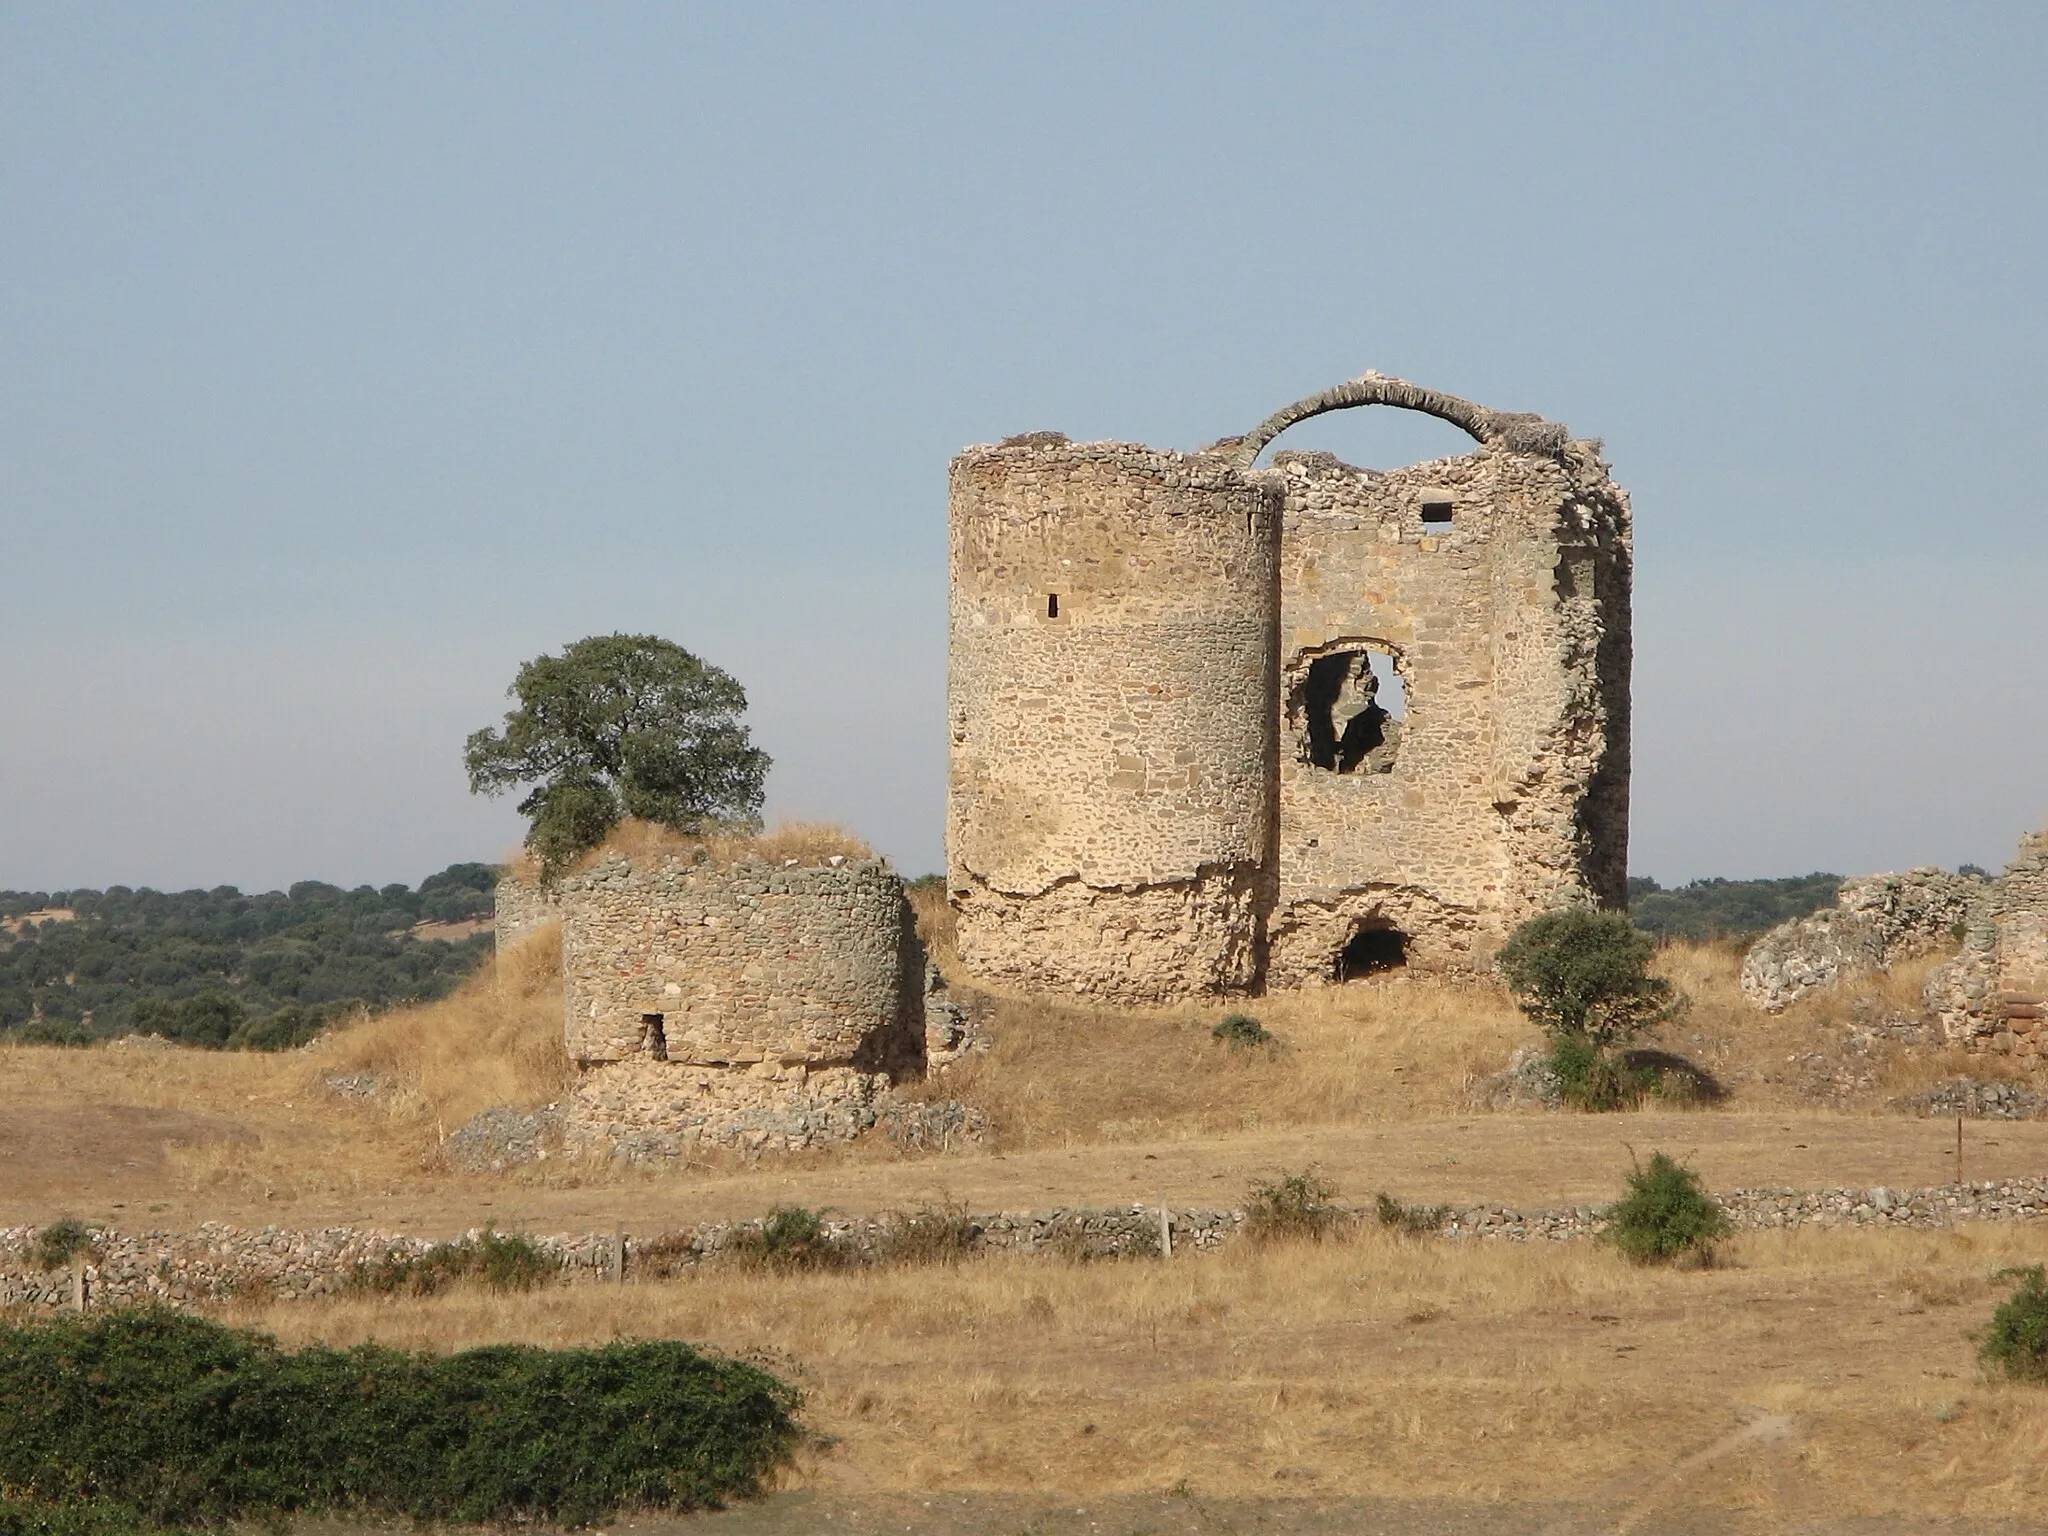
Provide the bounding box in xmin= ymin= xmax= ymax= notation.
xmin=5 ymin=1107 xmax=2041 ymax=1238
xmin=642 ymin=1494 xmax=2046 ymax=1535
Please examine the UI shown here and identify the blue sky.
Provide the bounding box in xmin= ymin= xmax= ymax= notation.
xmin=4 ymin=3 xmax=2044 ymax=892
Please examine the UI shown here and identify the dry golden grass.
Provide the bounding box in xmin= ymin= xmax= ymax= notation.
xmin=917 ymin=975 xmax=1523 ymax=1148
xmin=304 ymin=921 xmax=570 ymax=1146
xmin=520 ymin=817 xmax=877 ymax=878
xmin=225 ymin=1221 xmax=2048 ymax=1520
xmin=8 ymin=923 xmax=2047 ymax=1235
xmin=907 ymin=879 xmax=958 ymax=977
xmin=1641 ymin=940 xmax=2042 ymax=1109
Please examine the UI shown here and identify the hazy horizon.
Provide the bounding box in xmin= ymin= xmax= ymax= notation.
xmin=6 ymin=5 xmax=2045 ymax=894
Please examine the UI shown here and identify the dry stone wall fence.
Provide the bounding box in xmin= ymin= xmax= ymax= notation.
xmin=8 ymin=1177 xmax=2044 ymax=1311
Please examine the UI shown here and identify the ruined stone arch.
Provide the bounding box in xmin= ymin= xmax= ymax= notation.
xmin=1206 ymin=370 xmax=1571 ymax=468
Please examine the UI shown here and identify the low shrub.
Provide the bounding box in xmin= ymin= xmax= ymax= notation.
xmin=1978 ymin=1265 xmax=2048 ymax=1383
xmin=28 ymin=1220 xmax=94 ymax=1274
xmin=1604 ymin=1151 xmax=1730 ymax=1266
xmin=0 ymin=1494 xmax=185 ymax=1536
xmin=1212 ymin=1013 xmax=1274 ymax=1049
xmin=1374 ymin=1192 xmax=1450 ymax=1237
xmin=722 ymin=1206 xmax=850 ymax=1273
xmin=1549 ymin=1033 xmax=1654 ymax=1111
xmin=345 ymin=1229 xmax=558 ymax=1297
xmin=0 ymin=1308 xmax=800 ymax=1528
xmin=1244 ymin=1169 xmax=1342 ymax=1243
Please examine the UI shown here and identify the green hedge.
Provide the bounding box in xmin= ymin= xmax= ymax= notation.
xmin=0 ymin=1309 xmax=800 ymax=1528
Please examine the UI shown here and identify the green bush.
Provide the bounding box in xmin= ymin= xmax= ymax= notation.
xmin=1604 ymin=1152 xmax=1730 ymax=1266
xmin=0 ymin=1494 xmax=185 ymax=1536
xmin=1978 ymin=1265 xmax=2048 ymax=1383
xmin=28 ymin=1220 xmax=94 ymax=1273
xmin=0 ymin=1308 xmax=800 ymax=1529
xmin=1548 ymin=1033 xmax=1657 ymax=1112
xmin=1244 ymin=1170 xmax=1342 ymax=1243
xmin=345 ymin=1229 xmax=559 ymax=1297
xmin=1497 ymin=907 xmax=1682 ymax=1112
xmin=722 ymin=1206 xmax=849 ymax=1272
xmin=1212 ymin=1013 xmax=1273 ymax=1049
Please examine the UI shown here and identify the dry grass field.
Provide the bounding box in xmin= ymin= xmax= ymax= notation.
xmin=224 ymin=1221 xmax=2048 ymax=1526
xmin=2 ymin=920 xmax=2045 ymax=1236
xmin=6 ymin=905 xmax=2048 ymax=1528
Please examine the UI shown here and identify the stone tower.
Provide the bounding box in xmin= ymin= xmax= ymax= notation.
xmin=947 ymin=439 xmax=1281 ymax=1000
xmin=946 ymin=373 xmax=1632 ymax=1002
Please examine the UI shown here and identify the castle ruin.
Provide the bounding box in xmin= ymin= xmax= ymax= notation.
xmin=947 ymin=373 xmax=1633 ymax=1003
xmin=496 ymin=850 xmax=939 ymax=1154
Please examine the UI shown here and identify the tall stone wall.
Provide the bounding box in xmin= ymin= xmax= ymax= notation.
xmin=946 ymin=436 xmax=1281 ymax=1003
xmin=1265 ymin=439 xmax=1631 ymax=984
xmin=944 ymin=375 xmax=1632 ymax=1000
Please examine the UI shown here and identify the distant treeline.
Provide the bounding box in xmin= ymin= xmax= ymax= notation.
xmin=1626 ymin=872 xmax=1843 ymax=943
xmin=0 ymin=865 xmax=498 ymax=1051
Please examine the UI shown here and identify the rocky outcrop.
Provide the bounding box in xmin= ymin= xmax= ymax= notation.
xmin=1739 ymin=868 xmax=1984 ymax=1012
xmin=1925 ymin=828 xmax=2048 ymax=1061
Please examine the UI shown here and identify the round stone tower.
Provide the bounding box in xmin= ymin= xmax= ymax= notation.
xmin=946 ymin=434 xmax=1280 ymax=1002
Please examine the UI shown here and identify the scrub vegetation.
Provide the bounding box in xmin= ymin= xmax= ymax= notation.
xmin=0 ymin=866 xmax=496 ymax=1049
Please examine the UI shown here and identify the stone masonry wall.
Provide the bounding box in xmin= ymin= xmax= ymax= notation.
xmin=9 ymin=1176 xmax=2042 ymax=1311
xmin=947 ymin=436 xmax=1281 ymax=1003
xmin=492 ymin=866 xmax=558 ymax=948
xmin=554 ymin=853 xmax=923 ymax=1148
xmin=946 ymin=377 xmax=1632 ymax=1001
xmin=1927 ymin=828 xmax=2048 ymax=1061
xmin=1740 ymin=868 xmax=1986 ymax=1013
xmin=1267 ymin=438 xmax=1631 ymax=984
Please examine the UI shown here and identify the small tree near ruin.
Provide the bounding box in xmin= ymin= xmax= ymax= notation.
xmin=1496 ymin=906 xmax=1680 ymax=1110
xmin=465 ymin=634 xmax=770 ymax=878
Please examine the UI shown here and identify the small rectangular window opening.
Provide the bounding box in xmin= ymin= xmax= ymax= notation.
xmin=641 ymin=1012 xmax=667 ymax=1061
xmin=1047 ymin=594 xmax=1059 ymax=619
xmin=1420 ymin=501 xmax=1455 ymax=525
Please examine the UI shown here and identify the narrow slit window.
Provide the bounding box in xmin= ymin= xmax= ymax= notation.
xmin=641 ymin=1012 xmax=667 ymax=1061
xmin=1421 ymin=501 xmax=1455 ymax=525
xmin=1047 ymin=594 xmax=1059 ymax=619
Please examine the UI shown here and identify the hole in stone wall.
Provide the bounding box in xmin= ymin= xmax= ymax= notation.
xmin=1294 ymin=647 xmax=1405 ymax=774
xmin=1047 ymin=594 xmax=1060 ymax=618
xmin=1338 ymin=925 xmax=1407 ymax=980
xmin=1556 ymin=553 xmax=1596 ymax=600
xmin=641 ymin=1012 xmax=668 ymax=1061
xmin=1421 ymin=500 xmax=1455 ymax=524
